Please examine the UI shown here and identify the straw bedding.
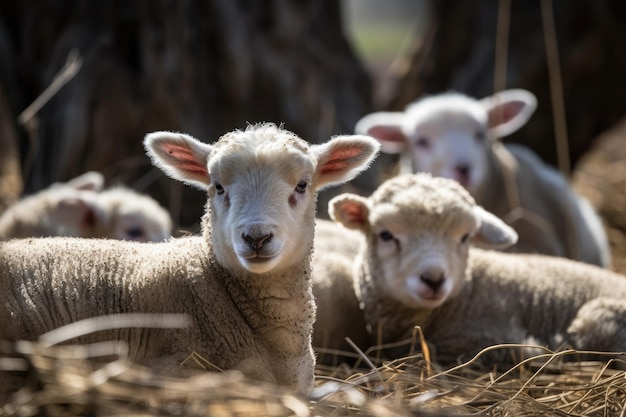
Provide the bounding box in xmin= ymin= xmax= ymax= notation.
xmin=1 ymin=318 xmax=624 ymax=417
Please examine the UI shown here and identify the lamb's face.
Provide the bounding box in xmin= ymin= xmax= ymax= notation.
xmin=357 ymin=90 xmax=536 ymax=197
xmin=403 ymin=99 xmax=489 ymax=195
xmin=100 ymin=188 xmax=173 ymax=242
xmin=109 ymin=205 xmax=173 ymax=242
xmin=145 ymin=124 xmax=380 ymax=276
xmin=207 ymin=135 xmax=317 ymax=274
xmin=367 ymin=202 xmax=478 ymax=310
xmin=331 ymin=174 xmax=484 ymax=310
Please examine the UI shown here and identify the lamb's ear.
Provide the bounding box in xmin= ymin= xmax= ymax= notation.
xmin=355 ymin=112 xmax=408 ymax=154
xmin=480 ymin=89 xmax=537 ymax=140
xmin=312 ymin=135 xmax=380 ymax=190
xmin=329 ymin=193 xmax=370 ymax=232
xmin=51 ymin=192 xmax=103 ymax=235
xmin=471 ymin=206 xmax=518 ymax=249
xmin=144 ymin=131 xmax=213 ymax=190
xmin=63 ymin=171 xmax=105 ymax=191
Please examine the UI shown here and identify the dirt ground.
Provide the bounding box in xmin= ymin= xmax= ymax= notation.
xmin=573 ymin=116 xmax=626 ymax=275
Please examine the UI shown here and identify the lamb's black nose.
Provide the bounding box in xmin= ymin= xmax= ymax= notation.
xmin=456 ymin=164 xmax=471 ymax=178
xmin=420 ymin=269 xmax=445 ymax=291
xmin=242 ymin=233 xmax=273 ymax=250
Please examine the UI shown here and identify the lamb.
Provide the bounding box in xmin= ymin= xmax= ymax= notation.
xmin=327 ymin=172 xmax=626 ymax=365
xmin=0 ymin=123 xmax=380 ymax=392
xmin=0 ymin=171 xmax=173 ymax=242
xmin=355 ymin=89 xmax=611 ymax=267
xmin=311 ymin=219 xmax=370 ymax=364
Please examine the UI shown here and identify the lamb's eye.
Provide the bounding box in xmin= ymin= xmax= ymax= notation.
xmin=126 ymin=227 xmax=144 ymax=238
xmin=475 ymin=131 xmax=486 ymax=141
xmin=461 ymin=233 xmax=470 ymax=244
xmin=295 ymin=181 xmax=307 ymax=194
xmin=415 ymin=137 xmax=430 ymax=149
xmin=214 ymin=182 xmax=224 ymax=195
xmin=379 ymin=230 xmax=395 ymax=241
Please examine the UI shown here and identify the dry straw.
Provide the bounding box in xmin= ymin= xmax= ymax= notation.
xmin=1 ymin=317 xmax=625 ymax=417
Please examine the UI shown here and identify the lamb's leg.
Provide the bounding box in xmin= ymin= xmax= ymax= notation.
xmin=567 ymin=298 xmax=626 ymax=355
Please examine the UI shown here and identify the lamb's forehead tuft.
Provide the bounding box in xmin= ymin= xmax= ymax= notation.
xmin=371 ymin=173 xmax=477 ymax=216
xmin=405 ymin=92 xmax=487 ymax=125
xmin=212 ymin=123 xmax=311 ymax=157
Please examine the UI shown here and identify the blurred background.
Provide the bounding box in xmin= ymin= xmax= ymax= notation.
xmin=0 ymin=0 xmax=625 ymax=270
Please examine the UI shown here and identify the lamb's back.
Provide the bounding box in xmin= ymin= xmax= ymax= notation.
xmin=467 ymin=249 xmax=626 ymax=337
xmin=504 ymin=144 xmax=607 ymax=266
xmin=0 ymin=236 xmax=251 ymax=358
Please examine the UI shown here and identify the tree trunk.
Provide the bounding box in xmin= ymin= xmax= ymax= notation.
xmin=386 ymin=0 xmax=626 ymax=174
xmin=0 ymin=0 xmax=373 ymax=229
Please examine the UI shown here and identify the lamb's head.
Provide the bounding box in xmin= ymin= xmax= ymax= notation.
xmin=44 ymin=173 xmax=172 ymax=242
xmin=99 ymin=187 xmax=173 ymax=242
xmin=355 ymin=89 xmax=536 ymax=195
xmin=145 ymin=123 xmax=380 ymax=275
xmin=329 ymin=173 xmax=517 ymax=309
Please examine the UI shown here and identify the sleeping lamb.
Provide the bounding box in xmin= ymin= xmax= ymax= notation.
xmin=355 ymin=89 xmax=610 ymax=267
xmin=328 ymin=172 xmax=626 ymax=365
xmin=0 ymin=123 xmax=380 ymax=392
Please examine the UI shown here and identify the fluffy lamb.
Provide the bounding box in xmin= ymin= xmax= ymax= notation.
xmin=0 ymin=123 xmax=380 ymax=392
xmin=312 ymin=219 xmax=370 ymax=364
xmin=328 ymin=173 xmax=626 ymax=365
xmin=355 ymin=89 xmax=610 ymax=267
xmin=0 ymin=171 xmax=173 ymax=242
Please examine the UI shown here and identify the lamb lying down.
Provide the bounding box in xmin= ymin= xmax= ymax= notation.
xmin=355 ymin=89 xmax=610 ymax=267
xmin=0 ymin=123 xmax=380 ymax=392
xmin=328 ymin=172 xmax=626 ymax=365
xmin=0 ymin=171 xmax=172 ymax=242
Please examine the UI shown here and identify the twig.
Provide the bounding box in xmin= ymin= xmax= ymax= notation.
xmin=17 ymin=49 xmax=83 ymax=126
xmin=541 ymin=0 xmax=571 ymax=176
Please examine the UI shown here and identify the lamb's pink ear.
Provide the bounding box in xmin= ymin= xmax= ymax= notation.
xmin=480 ymin=89 xmax=537 ymax=140
xmin=471 ymin=206 xmax=518 ymax=249
xmin=329 ymin=193 xmax=370 ymax=232
xmin=312 ymin=135 xmax=380 ymax=190
xmin=144 ymin=131 xmax=213 ymax=190
xmin=51 ymin=192 xmax=103 ymax=237
xmin=355 ymin=111 xmax=408 ymax=154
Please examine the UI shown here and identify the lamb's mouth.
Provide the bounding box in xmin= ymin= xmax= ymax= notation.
xmin=246 ymin=256 xmax=274 ymax=263
xmin=415 ymin=289 xmax=447 ymax=303
xmin=241 ymin=252 xmax=279 ymax=262
xmin=422 ymin=292 xmax=445 ymax=301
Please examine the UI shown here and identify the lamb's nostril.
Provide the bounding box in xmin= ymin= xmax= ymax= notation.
xmin=242 ymin=233 xmax=273 ymax=250
xmin=456 ymin=164 xmax=471 ymax=178
xmin=420 ymin=270 xmax=445 ymax=291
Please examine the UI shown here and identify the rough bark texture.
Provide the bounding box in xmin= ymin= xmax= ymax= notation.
xmin=386 ymin=0 xmax=626 ymax=173
xmin=0 ymin=0 xmax=374 ymax=230
xmin=0 ymin=16 xmax=22 ymax=214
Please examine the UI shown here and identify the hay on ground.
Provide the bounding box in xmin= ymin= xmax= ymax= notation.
xmin=1 ymin=317 xmax=626 ymax=417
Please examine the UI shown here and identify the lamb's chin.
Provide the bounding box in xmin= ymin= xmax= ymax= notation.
xmin=239 ymin=254 xmax=282 ymax=274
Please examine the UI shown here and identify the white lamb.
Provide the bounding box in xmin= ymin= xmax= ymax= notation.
xmin=0 ymin=171 xmax=173 ymax=242
xmin=327 ymin=173 xmax=626 ymax=365
xmin=355 ymin=89 xmax=610 ymax=267
xmin=0 ymin=123 xmax=380 ymax=392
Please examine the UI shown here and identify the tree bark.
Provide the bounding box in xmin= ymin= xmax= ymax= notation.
xmin=0 ymin=0 xmax=373 ymax=229
xmin=386 ymin=0 xmax=626 ymax=173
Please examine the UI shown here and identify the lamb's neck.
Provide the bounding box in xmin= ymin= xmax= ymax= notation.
xmin=202 ymin=210 xmax=314 ymax=353
xmin=473 ymin=144 xmax=510 ymax=218
xmin=221 ymin=247 xmax=315 ymax=335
